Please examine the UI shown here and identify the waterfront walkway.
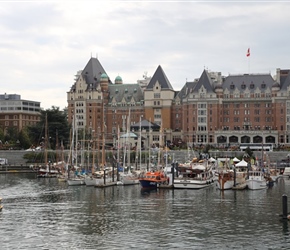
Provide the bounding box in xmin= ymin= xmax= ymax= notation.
xmin=0 ymin=165 xmax=36 ymax=174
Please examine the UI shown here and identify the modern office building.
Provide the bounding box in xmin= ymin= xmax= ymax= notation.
xmin=67 ymin=57 xmax=290 ymax=149
xmin=0 ymin=93 xmax=41 ymax=133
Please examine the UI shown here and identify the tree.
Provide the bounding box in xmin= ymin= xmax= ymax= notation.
xmin=19 ymin=127 xmax=32 ymax=149
xmin=27 ymin=106 xmax=70 ymax=150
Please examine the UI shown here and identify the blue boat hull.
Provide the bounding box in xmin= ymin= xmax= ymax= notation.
xmin=139 ymin=180 xmax=158 ymax=188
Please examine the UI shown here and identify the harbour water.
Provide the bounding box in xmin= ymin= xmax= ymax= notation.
xmin=1 ymin=174 xmax=290 ymax=249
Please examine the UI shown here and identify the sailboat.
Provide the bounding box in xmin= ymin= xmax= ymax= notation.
xmin=67 ymin=116 xmax=85 ymax=186
xmin=37 ymin=114 xmax=59 ymax=178
xmin=85 ymin=126 xmax=99 ymax=186
xmin=117 ymin=112 xmax=139 ymax=186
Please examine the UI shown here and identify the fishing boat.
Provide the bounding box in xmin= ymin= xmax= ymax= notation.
xmin=247 ymin=170 xmax=268 ymax=190
xmin=216 ymin=158 xmax=234 ymax=190
xmin=139 ymin=171 xmax=168 ymax=188
xmin=216 ymin=170 xmax=234 ymax=190
xmin=174 ymin=160 xmax=215 ymax=189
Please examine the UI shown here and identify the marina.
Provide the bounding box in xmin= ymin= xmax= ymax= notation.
xmin=1 ymin=173 xmax=290 ymax=249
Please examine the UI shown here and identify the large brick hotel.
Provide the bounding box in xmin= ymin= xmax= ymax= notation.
xmin=67 ymin=57 xmax=290 ymax=150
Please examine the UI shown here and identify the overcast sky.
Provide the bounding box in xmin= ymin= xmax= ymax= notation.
xmin=1 ymin=1 xmax=290 ymax=110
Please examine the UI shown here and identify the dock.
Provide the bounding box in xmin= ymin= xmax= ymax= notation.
xmin=0 ymin=165 xmax=36 ymax=174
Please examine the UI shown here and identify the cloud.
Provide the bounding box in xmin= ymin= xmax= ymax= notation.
xmin=1 ymin=1 xmax=290 ymax=109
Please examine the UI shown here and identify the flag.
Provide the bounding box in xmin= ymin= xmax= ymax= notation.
xmin=246 ymin=48 xmax=250 ymax=57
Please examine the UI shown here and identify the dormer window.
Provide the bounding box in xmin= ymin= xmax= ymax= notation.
xmin=230 ymin=84 xmax=235 ymax=89
xmin=241 ymin=84 xmax=246 ymax=89
xmin=250 ymin=84 xmax=255 ymax=89
xmin=261 ymin=84 xmax=266 ymax=89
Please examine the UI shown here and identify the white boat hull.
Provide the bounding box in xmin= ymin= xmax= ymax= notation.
xmin=247 ymin=171 xmax=268 ymax=190
xmin=119 ymin=177 xmax=139 ymax=185
xmin=247 ymin=179 xmax=267 ymax=190
xmin=84 ymin=177 xmax=98 ymax=186
xmin=174 ymin=178 xmax=215 ymax=189
xmin=67 ymin=178 xmax=85 ymax=186
xmin=216 ymin=179 xmax=234 ymax=190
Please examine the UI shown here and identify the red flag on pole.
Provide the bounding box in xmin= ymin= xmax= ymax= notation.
xmin=246 ymin=48 xmax=250 ymax=57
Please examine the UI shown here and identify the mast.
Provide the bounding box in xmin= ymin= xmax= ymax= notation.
xmin=56 ymin=129 xmax=59 ymax=163
xmin=158 ymin=122 xmax=163 ymax=167
xmin=91 ymin=107 xmax=96 ymax=174
xmin=44 ymin=113 xmax=48 ymax=169
xmin=127 ymin=108 xmax=131 ymax=171
xmin=148 ymin=118 xmax=151 ymax=170
xmin=92 ymin=129 xmax=95 ymax=174
xmin=139 ymin=116 xmax=142 ymax=170
xmin=101 ymin=100 xmax=106 ymax=169
xmin=117 ymin=125 xmax=120 ymax=168
xmin=75 ymin=117 xmax=78 ymax=168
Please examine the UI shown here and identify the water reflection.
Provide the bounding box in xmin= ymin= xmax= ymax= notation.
xmin=1 ymin=174 xmax=290 ymax=249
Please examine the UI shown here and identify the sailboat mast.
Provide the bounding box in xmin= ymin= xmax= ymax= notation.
xmin=158 ymin=122 xmax=163 ymax=167
xmin=127 ymin=109 xmax=131 ymax=170
xmin=92 ymin=129 xmax=95 ymax=174
xmin=148 ymin=118 xmax=151 ymax=170
xmin=139 ymin=116 xmax=142 ymax=170
xmin=117 ymin=125 xmax=120 ymax=167
xmin=101 ymin=101 xmax=105 ymax=169
xmin=75 ymin=117 xmax=78 ymax=168
xmin=44 ymin=113 xmax=48 ymax=166
xmin=91 ymin=107 xmax=96 ymax=174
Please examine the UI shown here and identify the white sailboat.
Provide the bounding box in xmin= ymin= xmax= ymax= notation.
xmin=67 ymin=116 xmax=85 ymax=186
xmin=37 ymin=114 xmax=59 ymax=178
xmin=117 ymin=111 xmax=139 ymax=185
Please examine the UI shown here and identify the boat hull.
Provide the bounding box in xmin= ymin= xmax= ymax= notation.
xmin=139 ymin=180 xmax=159 ymax=188
xmin=174 ymin=178 xmax=215 ymax=189
xmin=232 ymin=182 xmax=248 ymax=190
xmin=247 ymin=179 xmax=267 ymax=190
xmin=67 ymin=178 xmax=85 ymax=186
xmin=216 ymin=179 xmax=234 ymax=190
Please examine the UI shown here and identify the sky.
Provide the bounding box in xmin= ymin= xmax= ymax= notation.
xmin=1 ymin=1 xmax=290 ymax=110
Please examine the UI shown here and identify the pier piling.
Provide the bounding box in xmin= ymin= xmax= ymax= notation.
xmin=282 ymin=194 xmax=288 ymax=220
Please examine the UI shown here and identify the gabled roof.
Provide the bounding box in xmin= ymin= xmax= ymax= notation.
xmin=192 ymin=70 xmax=215 ymax=93
xmin=146 ymin=65 xmax=173 ymax=90
xmin=81 ymin=57 xmax=108 ymax=85
xmin=176 ymin=81 xmax=198 ymax=99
